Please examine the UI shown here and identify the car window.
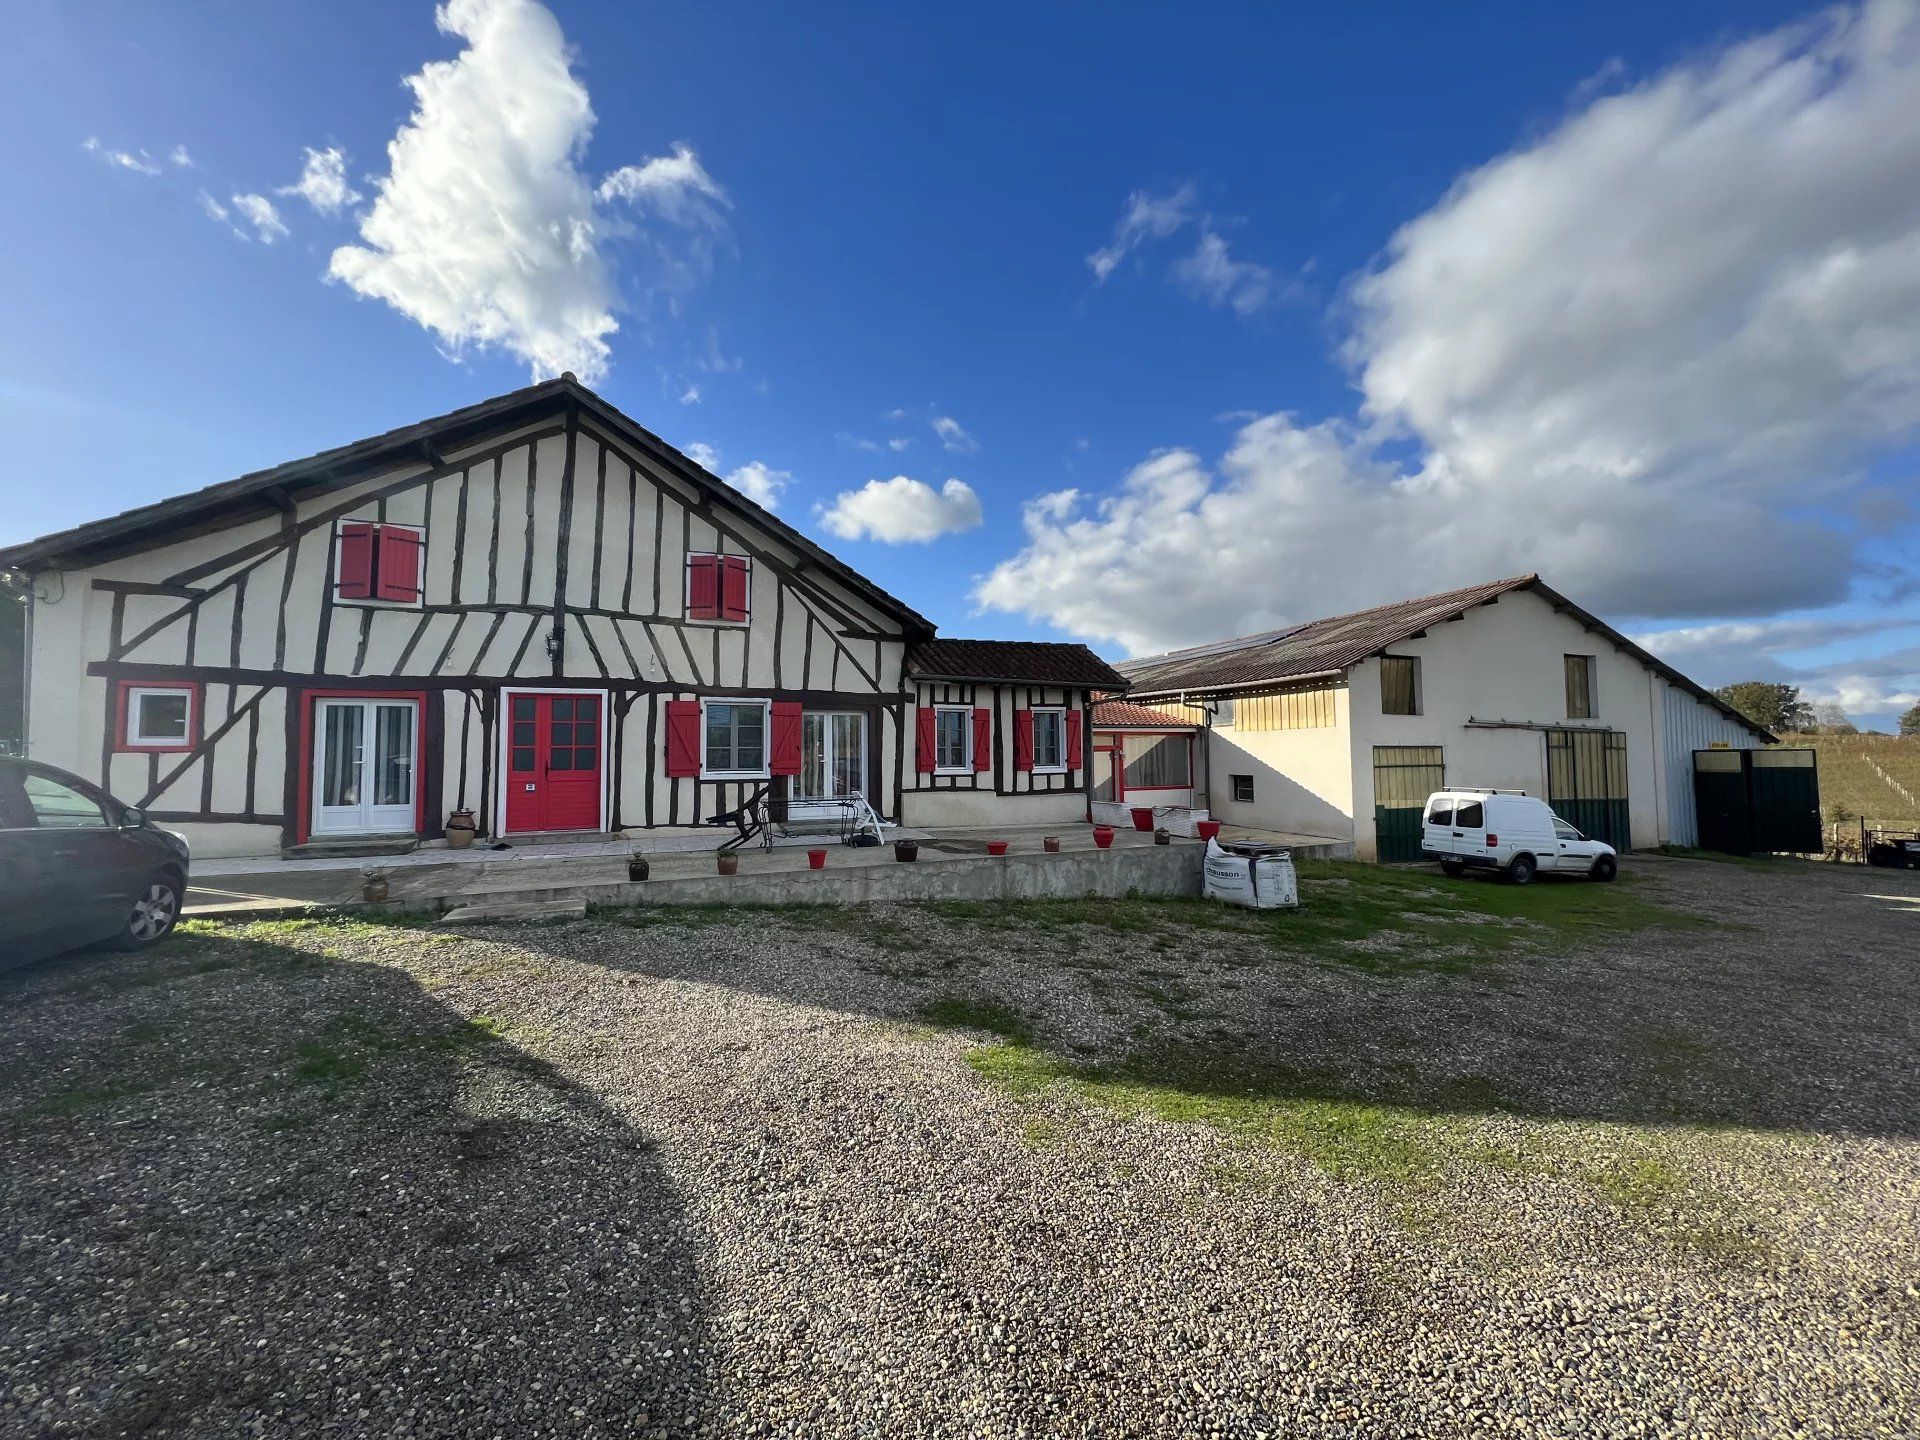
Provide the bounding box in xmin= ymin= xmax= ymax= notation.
xmin=22 ymin=771 xmax=109 ymax=829
xmin=1454 ymin=800 xmax=1483 ymax=828
xmin=1427 ymin=799 xmax=1454 ymax=826
xmin=1554 ymin=819 xmax=1582 ymax=841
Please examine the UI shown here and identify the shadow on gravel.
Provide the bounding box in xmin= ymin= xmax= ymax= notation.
xmin=0 ymin=931 xmax=711 ymax=1439
xmin=521 ymin=858 xmax=1920 ymax=1145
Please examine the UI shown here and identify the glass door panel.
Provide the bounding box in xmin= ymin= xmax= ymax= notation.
xmin=313 ymin=698 xmax=418 ymax=835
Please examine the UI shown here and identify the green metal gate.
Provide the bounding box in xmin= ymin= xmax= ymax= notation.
xmin=1693 ymin=748 xmax=1820 ymax=855
xmin=1372 ymin=745 xmax=1444 ymax=863
xmin=1545 ymin=728 xmax=1631 ymax=852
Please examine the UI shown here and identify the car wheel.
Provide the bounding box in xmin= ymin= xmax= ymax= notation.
xmin=1589 ymin=854 xmax=1618 ymax=883
xmin=1506 ymin=854 xmax=1537 ymax=886
xmin=116 ymin=875 xmax=183 ymax=950
xmin=1440 ymin=858 xmax=1466 ymax=877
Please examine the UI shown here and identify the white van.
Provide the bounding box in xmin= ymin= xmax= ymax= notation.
xmin=1420 ymin=789 xmax=1617 ymax=884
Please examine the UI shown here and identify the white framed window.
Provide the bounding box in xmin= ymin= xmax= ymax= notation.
xmin=703 ymin=698 xmax=770 ymax=778
xmin=933 ymin=705 xmax=972 ymax=773
xmin=118 ymin=682 xmax=197 ymax=751
xmin=1031 ymin=707 xmax=1067 ymax=772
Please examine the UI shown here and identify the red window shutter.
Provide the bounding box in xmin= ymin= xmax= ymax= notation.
xmin=973 ymin=708 xmax=992 ymax=772
xmin=1065 ymin=709 xmax=1083 ymax=770
xmin=1013 ymin=709 xmax=1035 ymax=772
xmin=664 ymin=700 xmax=703 ymax=777
xmin=915 ymin=707 xmax=937 ymax=773
xmin=376 ymin=525 xmax=423 ymax=602
xmin=720 ymin=556 xmax=750 ymax=622
xmin=770 ymin=701 xmax=803 ymax=776
xmin=338 ymin=522 xmax=375 ymax=599
xmin=687 ymin=554 xmax=719 ymax=620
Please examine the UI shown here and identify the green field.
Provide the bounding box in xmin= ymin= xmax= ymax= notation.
xmin=1778 ymin=731 xmax=1920 ymax=829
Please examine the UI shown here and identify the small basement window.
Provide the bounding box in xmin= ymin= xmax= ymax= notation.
xmin=1380 ymin=655 xmax=1420 ymax=716
xmin=1230 ymin=773 xmax=1255 ymax=804
xmin=118 ymin=682 xmax=197 ymax=752
xmin=1565 ymin=654 xmax=1596 ymax=720
xmin=934 ymin=705 xmax=972 ymax=773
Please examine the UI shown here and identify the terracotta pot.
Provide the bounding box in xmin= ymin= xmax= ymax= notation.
xmin=716 ymin=852 xmax=739 ymax=876
xmin=362 ymin=878 xmax=389 ymax=903
xmin=1130 ymin=807 xmax=1156 ymax=832
xmin=1154 ymin=828 xmax=1171 ymax=846
xmin=1195 ymin=820 xmax=1223 ymax=843
xmin=1092 ymin=826 xmax=1115 ymax=850
xmin=807 ymin=848 xmax=828 ymax=870
xmin=1042 ymin=836 xmax=1061 ymax=853
xmin=627 ymin=857 xmax=650 ymax=882
xmin=987 ymin=840 xmax=1009 ymax=856
xmin=445 ymin=820 xmax=476 ymax=850
xmin=895 ymin=840 xmax=919 ymax=863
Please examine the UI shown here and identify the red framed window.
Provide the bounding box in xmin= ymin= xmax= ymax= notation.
xmin=115 ymin=680 xmax=199 ymax=753
xmin=686 ymin=552 xmax=750 ymax=622
xmin=338 ymin=522 xmax=424 ymax=603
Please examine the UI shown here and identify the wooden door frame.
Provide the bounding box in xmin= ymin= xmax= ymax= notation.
xmin=493 ymin=685 xmax=611 ymax=836
xmin=295 ymin=688 xmax=429 ymax=844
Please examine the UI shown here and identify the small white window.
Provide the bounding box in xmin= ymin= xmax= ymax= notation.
xmin=934 ymin=706 xmax=972 ymax=773
xmin=1031 ymin=707 xmax=1067 ymax=772
xmin=703 ymin=699 xmax=769 ymax=778
xmin=121 ymin=684 xmax=196 ymax=750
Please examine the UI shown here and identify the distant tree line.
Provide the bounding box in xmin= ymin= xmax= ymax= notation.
xmin=1712 ymin=679 xmax=1920 ymax=738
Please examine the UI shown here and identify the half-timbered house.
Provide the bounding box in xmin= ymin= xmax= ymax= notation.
xmin=0 ymin=376 xmax=1125 ymax=857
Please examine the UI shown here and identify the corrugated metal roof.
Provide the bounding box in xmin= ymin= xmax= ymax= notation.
xmin=1116 ymin=573 xmax=1773 ymax=740
xmin=1092 ymin=698 xmax=1199 ymax=730
xmin=907 ymin=639 xmax=1129 ymax=689
xmin=1118 ymin=576 xmax=1535 ymax=695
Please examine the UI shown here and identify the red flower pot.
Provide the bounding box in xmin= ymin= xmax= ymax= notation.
xmin=1195 ymin=820 xmax=1222 ymax=843
xmin=1130 ymin=807 xmax=1156 ymax=832
xmin=807 ymin=848 xmax=827 ymax=870
xmin=1092 ymin=826 xmax=1115 ymax=850
xmin=986 ymin=840 xmax=1009 ymax=856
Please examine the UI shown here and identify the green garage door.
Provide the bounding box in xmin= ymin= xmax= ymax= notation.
xmin=1546 ymin=728 xmax=1631 ymax=853
xmin=1373 ymin=746 xmax=1444 ymax=863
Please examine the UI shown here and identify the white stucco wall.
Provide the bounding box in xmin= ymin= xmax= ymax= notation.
xmin=1345 ymin=588 xmax=1664 ymax=858
xmin=1203 ymin=686 xmax=1356 ymax=841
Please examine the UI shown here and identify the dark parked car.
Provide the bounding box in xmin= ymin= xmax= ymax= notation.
xmin=0 ymin=757 xmax=191 ymax=969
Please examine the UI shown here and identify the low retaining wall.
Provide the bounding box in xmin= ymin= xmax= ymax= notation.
xmin=411 ymin=841 xmax=1208 ymax=916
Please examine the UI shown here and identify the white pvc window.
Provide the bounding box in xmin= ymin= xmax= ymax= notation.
xmin=934 ymin=706 xmax=972 ymax=773
xmin=125 ymin=685 xmax=194 ymax=748
xmin=1031 ymin=707 xmax=1067 ymax=772
xmin=704 ymin=700 xmax=769 ymax=778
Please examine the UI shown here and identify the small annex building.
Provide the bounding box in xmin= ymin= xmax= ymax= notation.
xmin=1089 ymin=698 xmax=1203 ymax=813
xmin=0 ymin=377 xmax=1123 ymax=857
xmin=1113 ymin=575 xmax=1774 ymax=861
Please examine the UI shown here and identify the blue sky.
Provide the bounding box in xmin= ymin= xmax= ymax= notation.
xmin=5 ymin=0 xmax=1919 ymax=725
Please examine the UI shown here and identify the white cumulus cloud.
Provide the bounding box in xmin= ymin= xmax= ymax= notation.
xmin=598 ymin=142 xmax=729 ymax=228
xmin=280 ymin=146 xmax=363 ymax=216
xmin=724 ymin=460 xmax=792 ymax=511
xmin=986 ymin=0 xmax=1920 ymax=654
xmin=819 ymin=476 xmax=983 ymax=544
xmin=326 ymin=0 xmax=728 ymax=383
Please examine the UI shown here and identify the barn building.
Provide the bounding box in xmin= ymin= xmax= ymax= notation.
xmin=1113 ymin=576 xmax=1774 ymax=861
xmin=0 ymin=377 xmax=1122 ymax=857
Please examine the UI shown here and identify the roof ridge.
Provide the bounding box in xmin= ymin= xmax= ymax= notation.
xmin=1120 ymin=573 xmax=1539 ymax=670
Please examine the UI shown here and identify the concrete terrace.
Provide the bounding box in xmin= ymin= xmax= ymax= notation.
xmin=184 ymin=822 xmax=1353 ymax=920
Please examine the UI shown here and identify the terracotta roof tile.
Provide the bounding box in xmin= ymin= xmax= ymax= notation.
xmin=1092 ymin=698 xmax=1199 ymax=729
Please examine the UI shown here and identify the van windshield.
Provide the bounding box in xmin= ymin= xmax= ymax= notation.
xmin=1454 ymin=800 xmax=1484 ymax=828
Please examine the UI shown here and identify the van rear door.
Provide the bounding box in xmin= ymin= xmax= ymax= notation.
xmin=1423 ymin=795 xmax=1456 ymax=856
xmin=1451 ymin=797 xmax=1486 ymax=859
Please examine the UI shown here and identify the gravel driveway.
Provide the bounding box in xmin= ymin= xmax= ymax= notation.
xmin=1 ymin=855 xmax=1915 ymax=1438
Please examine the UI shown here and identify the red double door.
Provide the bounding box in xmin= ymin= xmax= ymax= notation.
xmin=504 ymin=692 xmax=603 ymax=834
